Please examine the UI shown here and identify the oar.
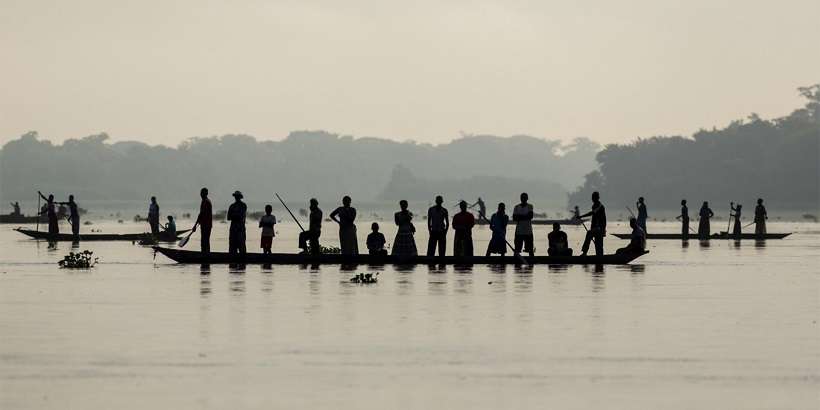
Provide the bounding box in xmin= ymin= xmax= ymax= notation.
xmin=177 ymin=222 xmax=197 ymax=247
xmin=742 ymin=221 xmax=756 ymax=229
xmin=727 ymin=202 xmax=734 ymax=233
xmin=478 ymin=212 xmax=527 ymax=264
xmin=275 ymin=193 xmax=306 ymax=233
xmin=36 ymin=193 xmax=40 ymax=232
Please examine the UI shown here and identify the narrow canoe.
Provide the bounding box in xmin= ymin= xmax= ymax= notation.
xmin=0 ymin=214 xmax=46 ymax=224
xmin=610 ymin=232 xmax=791 ymax=240
xmin=14 ymin=228 xmax=189 ymax=242
xmin=476 ymin=218 xmax=584 ymax=226
xmin=152 ymin=246 xmax=648 ymax=265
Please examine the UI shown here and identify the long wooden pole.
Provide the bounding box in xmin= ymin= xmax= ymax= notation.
xmin=275 ymin=193 xmax=306 ymax=233
xmin=36 ymin=194 xmax=40 ymax=232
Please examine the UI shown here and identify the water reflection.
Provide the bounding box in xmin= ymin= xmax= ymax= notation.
xmin=199 ymin=276 xmax=211 ymax=297
xmin=754 ymin=240 xmax=767 ymax=249
xmin=699 ymin=240 xmax=711 ymax=249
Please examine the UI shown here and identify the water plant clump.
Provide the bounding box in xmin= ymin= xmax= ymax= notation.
xmin=58 ymin=250 xmax=98 ymax=269
xmin=350 ymin=272 xmax=378 ymax=284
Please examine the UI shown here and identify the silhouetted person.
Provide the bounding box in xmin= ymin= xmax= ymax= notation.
xmin=469 ymin=197 xmax=486 ymax=220
xmin=486 ymin=202 xmax=509 ymax=256
xmin=392 ymin=200 xmax=417 ymax=256
xmin=636 ymin=197 xmax=648 ymax=233
xmin=10 ymin=202 xmax=21 ymax=216
xmin=148 ymin=196 xmax=160 ymax=235
xmin=676 ymin=199 xmax=689 ymax=240
xmin=426 ymin=195 xmax=449 ymax=257
xmin=299 ymin=198 xmax=322 ymax=255
xmin=259 ymin=204 xmax=276 ymax=254
xmin=367 ymin=222 xmax=387 ymax=256
xmin=227 ymin=191 xmax=247 ymax=254
xmin=548 ymin=223 xmax=572 ymax=256
xmin=452 ymin=201 xmax=475 ymax=257
xmin=754 ymin=198 xmax=768 ymax=236
xmin=579 ymin=191 xmax=606 ymax=256
xmin=572 ymin=205 xmax=581 ymax=221
xmin=38 ymin=191 xmax=59 ymax=236
xmin=698 ymin=201 xmax=714 ymax=240
xmin=616 ymin=218 xmax=646 ymax=255
xmin=513 ymin=192 xmax=535 ymax=257
xmin=58 ymin=195 xmax=81 ymax=238
xmin=330 ymin=195 xmax=359 ymax=255
xmin=730 ymin=203 xmax=742 ymax=238
xmin=164 ymin=215 xmax=176 ymax=237
xmin=193 ymin=188 xmax=213 ymax=254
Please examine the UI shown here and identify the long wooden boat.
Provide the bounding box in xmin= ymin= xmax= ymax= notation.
xmin=0 ymin=214 xmax=46 ymax=224
xmin=152 ymin=246 xmax=648 ymax=265
xmin=476 ymin=218 xmax=584 ymax=226
xmin=14 ymin=228 xmax=189 ymax=242
xmin=611 ymin=232 xmax=791 ymax=240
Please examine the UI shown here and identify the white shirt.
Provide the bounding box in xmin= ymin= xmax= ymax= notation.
xmin=513 ymin=203 xmax=534 ymax=236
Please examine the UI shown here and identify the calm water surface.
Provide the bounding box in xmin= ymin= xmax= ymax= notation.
xmin=1 ymin=220 xmax=818 ymax=409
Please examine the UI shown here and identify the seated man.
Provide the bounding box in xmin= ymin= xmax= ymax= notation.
xmin=616 ymin=218 xmax=646 ymax=254
xmin=547 ymin=223 xmax=573 ymax=256
xmin=366 ymin=222 xmax=387 ymax=256
xmin=164 ymin=215 xmax=176 ymax=237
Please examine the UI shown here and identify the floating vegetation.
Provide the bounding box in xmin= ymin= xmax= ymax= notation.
xmin=350 ymin=272 xmax=378 ymax=284
xmin=59 ymin=250 xmax=98 ymax=269
xmin=320 ymin=245 xmax=341 ymax=254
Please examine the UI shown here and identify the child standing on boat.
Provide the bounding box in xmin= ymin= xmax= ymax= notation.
xmin=259 ymin=204 xmax=276 ymax=254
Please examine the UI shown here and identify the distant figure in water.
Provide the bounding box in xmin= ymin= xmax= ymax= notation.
xmin=10 ymin=201 xmax=21 ymax=216
xmin=38 ymin=192 xmax=59 ymax=236
xmin=486 ymin=203 xmax=509 ymax=256
xmin=426 ymin=195 xmax=449 ymax=257
xmin=194 ymin=187 xmax=213 ymax=254
xmin=59 ymin=195 xmax=81 ymax=238
xmin=164 ymin=215 xmax=176 ymax=237
xmin=513 ymin=193 xmax=535 ymax=257
xmin=698 ymin=201 xmax=714 ymax=240
xmin=392 ymin=200 xmax=417 ymax=256
xmin=572 ymin=206 xmax=581 ymax=221
xmin=548 ymin=223 xmax=572 ymax=256
xmin=259 ymin=204 xmax=276 ymax=254
xmin=452 ymin=200 xmax=475 ymax=257
xmin=636 ymin=197 xmax=648 ymax=234
xmin=617 ymin=218 xmax=646 ymax=255
xmin=227 ymin=191 xmax=247 ymax=254
xmin=299 ymin=199 xmax=322 ymax=255
xmin=676 ymin=199 xmax=689 ymax=240
xmin=754 ymin=198 xmax=768 ymax=236
xmin=366 ymin=222 xmax=387 ymax=256
xmin=579 ymin=191 xmax=606 ymax=256
xmin=148 ymin=196 xmax=160 ymax=235
xmin=469 ymin=197 xmax=486 ymax=220
xmin=730 ymin=203 xmax=743 ymax=238
xmin=330 ymin=195 xmax=358 ymax=255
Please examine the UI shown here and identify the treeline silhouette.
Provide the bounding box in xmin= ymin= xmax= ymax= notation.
xmin=569 ymin=85 xmax=820 ymax=211
xmin=0 ymin=131 xmax=598 ymax=204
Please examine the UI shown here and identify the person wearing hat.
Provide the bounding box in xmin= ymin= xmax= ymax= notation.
xmin=227 ymin=190 xmax=248 ymax=254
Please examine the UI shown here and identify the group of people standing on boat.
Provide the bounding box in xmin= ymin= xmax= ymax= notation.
xmin=674 ymin=198 xmax=768 ymax=240
xmin=37 ymin=191 xmax=81 ymax=239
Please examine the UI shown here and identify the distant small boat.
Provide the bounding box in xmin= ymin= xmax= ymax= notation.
xmin=0 ymin=214 xmax=46 ymax=224
xmin=153 ymin=246 xmax=647 ymax=265
xmin=477 ymin=218 xmax=584 ymax=226
xmin=610 ymin=232 xmax=791 ymax=240
xmin=14 ymin=228 xmax=189 ymax=242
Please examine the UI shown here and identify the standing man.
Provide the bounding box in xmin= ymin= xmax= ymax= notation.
xmin=452 ymin=200 xmax=476 ymax=257
xmin=469 ymin=197 xmax=486 ymax=220
xmin=60 ymin=195 xmax=81 ymax=239
xmin=299 ymin=198 xmax=323 ymax=255
xmin=10 ymin=202 xmax=21 ymax=216
xmin=676 ymin=199 xmax=689 ymax=240
xmin=512 ymin=192 xmax=535 ymax=257
xmin=579 ymin=191 xmax=606 ymax=256
xmin=38 ymin=191 xmax=59 ymax=236
xmin=636 ymin=197 xmax=648 ymax=234
xmin=227 ymin=191 xmax=247 ymax=254
xmin=426 ymin=195 xmax=449 ymax=257
xmin=148 ymin=196 xmax=160 ymax=235
xmin=193 ymin=188 xmax=213 ymax=254
xmin=754 ymin=198 xmax=768 ymax=236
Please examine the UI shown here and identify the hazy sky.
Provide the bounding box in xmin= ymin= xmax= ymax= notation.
xmin=1 ymin=0 xmax=818 ymax=146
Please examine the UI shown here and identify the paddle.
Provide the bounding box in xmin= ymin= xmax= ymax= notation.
xmin=177 ymin=222 xmax=197 ymax=248
xmin=36 ymin=193 xmax=40 ymax=232
xmin=478 ymin=211 xmax=528 ymax=264
xmin=727 ymin=202 xmax=734 ymax=233
xmin=275 ymin=193 xmax=306 ymax=233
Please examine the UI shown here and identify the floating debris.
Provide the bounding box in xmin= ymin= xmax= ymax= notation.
xmin=350 ymin=272 xmax=378 ymax=284
xmin=58 ymin=250 xmax=98 ymax=269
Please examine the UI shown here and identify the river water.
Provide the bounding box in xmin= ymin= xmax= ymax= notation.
xmin=1 ymin=219 xmax=818 ymax=409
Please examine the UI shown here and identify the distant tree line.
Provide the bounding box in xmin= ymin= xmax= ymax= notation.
xmin=569 ymin=85 xmax=820 ymax=212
